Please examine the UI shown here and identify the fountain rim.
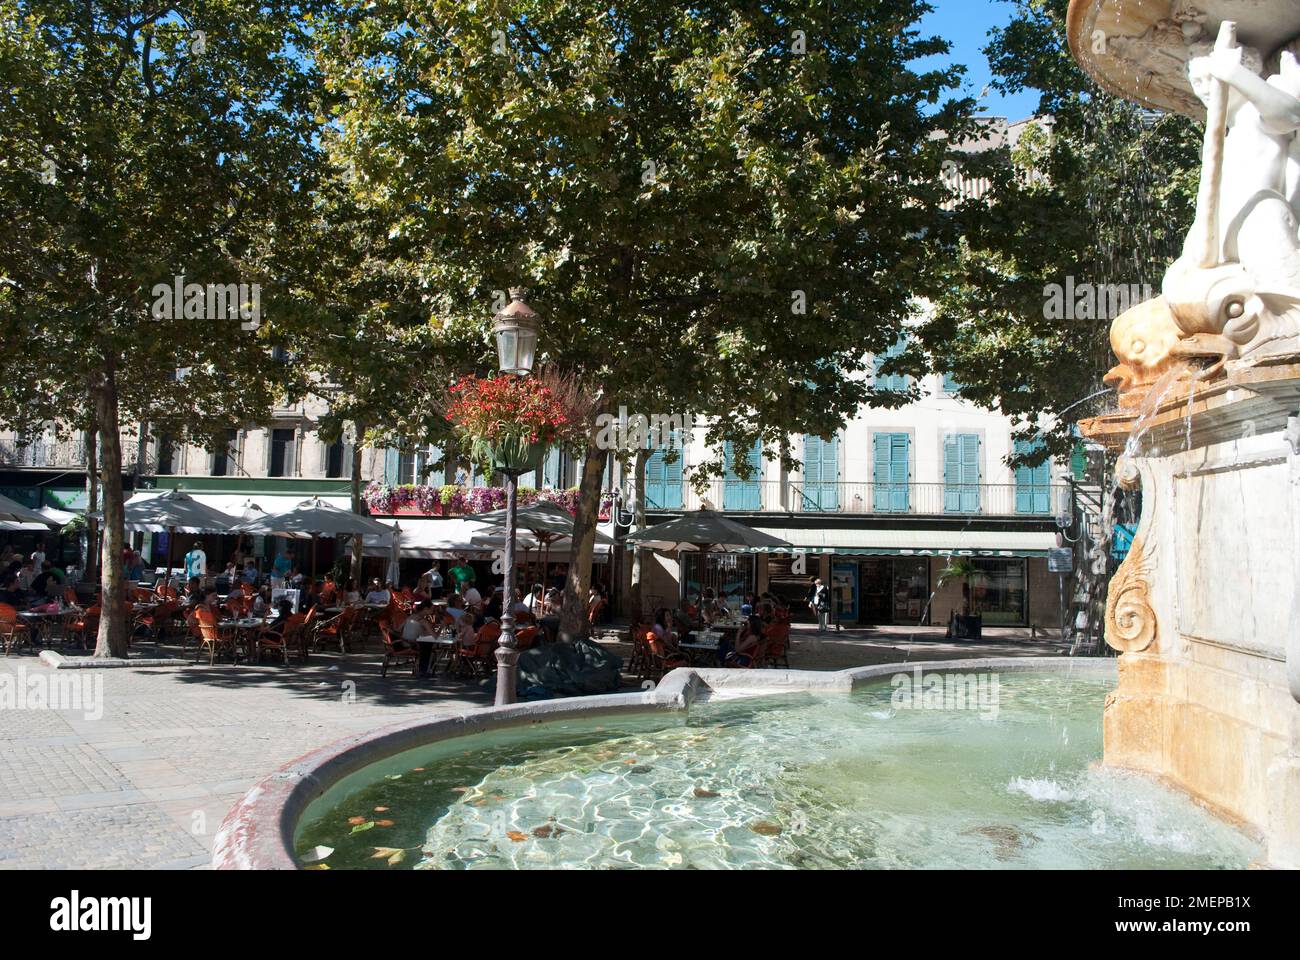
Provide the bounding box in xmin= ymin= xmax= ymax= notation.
xmin=211 ymin=656 xmax=1117 ymax=870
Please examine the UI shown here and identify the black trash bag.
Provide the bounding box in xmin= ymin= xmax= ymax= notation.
xmin=516 ymin=638 xmax=623 ymax=698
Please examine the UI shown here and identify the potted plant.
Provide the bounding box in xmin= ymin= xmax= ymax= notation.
xmin=939 ymin=556 xmax=982 ymax=640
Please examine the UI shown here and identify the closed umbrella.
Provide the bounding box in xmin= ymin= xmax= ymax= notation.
xmin=387 ymin=524 xmax=402 ymax=586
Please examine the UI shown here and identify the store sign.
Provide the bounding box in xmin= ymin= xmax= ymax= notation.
xmin=1047 ymin=548 xmax=1074 ymax=573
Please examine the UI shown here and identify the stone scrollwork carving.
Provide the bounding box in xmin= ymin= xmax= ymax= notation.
xmin=1105 ymin=534 xmax=1157 ymax=653
xmin=1105 ymin=457 xmax=1157 ymax=654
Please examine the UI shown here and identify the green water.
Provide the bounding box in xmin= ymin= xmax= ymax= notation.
xmin=293 ymin=673 xmax=1261 ymax=869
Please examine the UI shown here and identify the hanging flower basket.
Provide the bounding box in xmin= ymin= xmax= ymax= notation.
xmin=445 ymin=374 xmax=577 ymax=476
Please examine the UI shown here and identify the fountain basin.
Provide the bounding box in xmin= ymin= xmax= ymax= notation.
xmin=212 ymin=658 xmax=1263 ymax=870
xmin=1068 ymin=0 xmax=1300 ymax=119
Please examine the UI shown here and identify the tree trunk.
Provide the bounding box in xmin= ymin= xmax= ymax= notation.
xmin=84 ymin=421 xmax=99 ymax=582
xmin=628 ymin=449 xmax=647 ymax=622
xmin=558 ymin=419 xmax=608 ymax=644
xmin=93 ymin=363 xmax=129 ymax=658
xmin=350 ymin=423 xmax=367 ymax=583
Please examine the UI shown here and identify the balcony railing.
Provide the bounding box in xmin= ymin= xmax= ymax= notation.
xmin=0 ymin=438 xmax=154 ymax=473
xmin=635 ymin=480 xmax=1069 ymax=518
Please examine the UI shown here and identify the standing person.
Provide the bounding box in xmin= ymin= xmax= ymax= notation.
xmin=448 ymin=556 xmax=475 ymax=595
xmin=808 ymin=578 xmax=830 ymax=633
xmin=423 ymin=561 xmax=445 ymax=600
xmin=30 ymin=541 xmax=46 ymax=570
xmin=271 ymin=549 xmax=294 ymax=587
xmin=183 ymin=541 xmax=207 ymax=582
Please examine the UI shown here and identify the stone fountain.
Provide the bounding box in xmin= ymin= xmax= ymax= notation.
xmin=1070 ymin=0 xmax=1300 ymax=868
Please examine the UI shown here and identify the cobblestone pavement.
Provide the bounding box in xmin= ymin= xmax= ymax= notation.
xmin=0 ymin=640 xmax=491 ymax=870
xmin=0 ymin=625 xmax=1073 ymax=869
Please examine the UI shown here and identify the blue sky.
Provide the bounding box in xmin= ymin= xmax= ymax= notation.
xmin=916 ymin=0 xmax=1042 ymax=121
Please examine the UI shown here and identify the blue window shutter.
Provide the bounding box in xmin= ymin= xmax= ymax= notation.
xmin=942 ymin=372 xmax=961 ymax=394
xmin=943 ymin=436 xmax=961 ymax=513
xmin=803 ymin=434 xmax=839 ymax=511
xmin=1015 ymin=439 xmax=1051 ymax=514
xmin=644 ymin=432 xmax=683 ymax=509
xmin=875 ymin=337 xmax=911 ymax=393
xmin=874 ymin=434 xmax=909 ymax=512
xmin=383 ymin=448 xmax=399 ymax=486
xmin=542 ymin=448 xmax=560 ymax=489
xmin=723 ymin=440 xmax=761 ymax=510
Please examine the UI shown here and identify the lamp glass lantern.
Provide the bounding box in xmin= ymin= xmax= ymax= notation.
xmin=492 ymin=287 xmax=539 ymax=375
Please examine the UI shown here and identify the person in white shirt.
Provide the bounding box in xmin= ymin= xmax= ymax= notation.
xmin=183 ymin=542 xmax=207 ymax=580
xmin=30 ymin=544 xmax=46 ymax=569
xmin=462 ymin=585 xmax=482 ymax=610
xmin=364 ymin=579 xmax=390 ymax=605
xmin=422 ymin=563 xmax=444 ymax=599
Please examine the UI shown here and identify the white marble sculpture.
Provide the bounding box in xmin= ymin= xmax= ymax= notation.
xmin=1162 ymin=23 xmax=1300 ymax=363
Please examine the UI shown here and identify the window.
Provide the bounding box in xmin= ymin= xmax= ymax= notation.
xmin=211 ymin=430 xmax=238 ymax=477
xmin=941 ymin=372 xmax=962 ymax=395
xmin=269 ymin=428 xmax=296 ymax=478
xmin=801 ymin=434 xmax=839 ymax=511
xmin=396 ymin=449 xmax=418 ymax=486
xmin=156 ymin=435 xmax=174 ymax=475
xmin=723 ymin=440 xmax=762 ymax=510
xmin=644 ymin=432 xmax=683 ymax=509
xmin=872 ymin=433 xmax=910 ymax=512
xmin=970 ymin=559 xmax=1027 ymax=625
xmin=325 ymin=440 xmax=347 ymax=479
xmin=1014 ymin=439 xmax=1052 ymax=514
xmin=943 ymin=434 xmax=981 ymax=514
xmin=874 ymin=337 xmax=911 ymax=392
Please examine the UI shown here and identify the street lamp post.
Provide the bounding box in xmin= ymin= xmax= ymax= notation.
xmin=492 ymin=287 xmax=539 ymax=707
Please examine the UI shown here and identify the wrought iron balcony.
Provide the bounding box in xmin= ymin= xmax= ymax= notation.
xmin=633 ymin=480 xmax=1069 ymax=518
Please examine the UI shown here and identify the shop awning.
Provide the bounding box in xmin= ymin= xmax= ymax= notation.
xmin=359 ymin=517 xmax=613 ymax=560
xmin=738 ymin=526 xmax=1058 ymax=558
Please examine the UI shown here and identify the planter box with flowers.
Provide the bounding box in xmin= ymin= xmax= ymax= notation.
xmin=364 ymin=481 xmax=613 ymax=519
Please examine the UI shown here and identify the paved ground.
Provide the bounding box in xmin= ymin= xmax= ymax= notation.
xmin=0 ymin=623 xmax=1072 ymax=869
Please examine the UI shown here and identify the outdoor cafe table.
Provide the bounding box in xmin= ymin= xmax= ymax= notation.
xmin=680 ymin=630 xmax=722 ymax=666
xmin=18 ymin=609 xmax=67 ymax=647
xmin=415 ymin=632 xmax=457 ymax=676
xmin=218 ymin=617 xmax=264 ymax=662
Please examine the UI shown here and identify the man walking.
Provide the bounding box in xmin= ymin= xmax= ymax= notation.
xmin=808 ymin=578 xmax=830 ymax=633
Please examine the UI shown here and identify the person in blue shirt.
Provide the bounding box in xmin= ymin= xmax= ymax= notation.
xmin=272 ymin=550 xmax=293 ymax=583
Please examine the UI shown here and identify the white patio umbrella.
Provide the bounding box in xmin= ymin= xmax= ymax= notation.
xmin=91 ymin=490 xmax=235 ymax=584
xmin=0 ymin=492 xmax=58 ymax=526
xmin=234 ymin=496 xmax=394 ymax=580
xmin=624 ymin=509 xmax=791 ymax=603
xmin=467 ymin=501 xmax=614 ymax=587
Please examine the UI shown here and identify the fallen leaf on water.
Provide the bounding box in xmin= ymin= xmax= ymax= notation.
xmin=506 ymin=831 xmax=528 ymax=842
xmin=749 ymin=821 xmax=783 ymax=837
xmin=472 ymin=799 xmax=488 ymax=806
xmin=631 ymin=765 xmax=652 ymax=774
xmin=532 ymin=825 xmax=553 ymax=838
xmin=305 ymin=863 xmax=331 ymax=870
xmin=693 ymin=788 xmax=720 ymax=799
xmin=347 ymin=816 xmax=367 ymax=825
xmin=373 ymin=806 xmax=389 ymax=813
xmin=351 ymin=821 xmax=376 ymax=834
xmin=493 ymin=794 xmax=506 ymax=801
xmin=451 ymin=786 xmax=469 ymax=793
xmin=371 ymin=846 xmax=407 ymax=865
xmin=412 ymin=767 xmax=426 ymax=772
xmin=300 ymin=845 xmax=333 ymax=863
xmin=375 ymin=819 xmax=395 ymax=827
xmin=385 ymin=774 xmax=402 ymax=781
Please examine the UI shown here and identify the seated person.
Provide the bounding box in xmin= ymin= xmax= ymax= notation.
xmin=719 ymin=604 xmax=765 ymax=667
xmin=396 ymin=601 xmax=440 ymax=674
xmin=0 ymin=572 xmax=27 ymax=606
xmin=343 ymin=578 xmax=361 ymax=604
xmin=256 ymin=596 xmax=297 ymax=644
xmin=241 ymin=560 xmax=259 ymax=585
xmin=364 ymin=579 xmax=391 ymax=605
xmin=651 ymin=608 xmax=679 ymax=650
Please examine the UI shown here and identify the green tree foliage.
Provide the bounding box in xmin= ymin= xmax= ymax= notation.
xmin=0 ymin=1 xmax=324 ymax=654
xmin=915 ymin=0 xmax=1202 ymax=462
xmin=312 ymin=0 xmax=973 ymax=636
